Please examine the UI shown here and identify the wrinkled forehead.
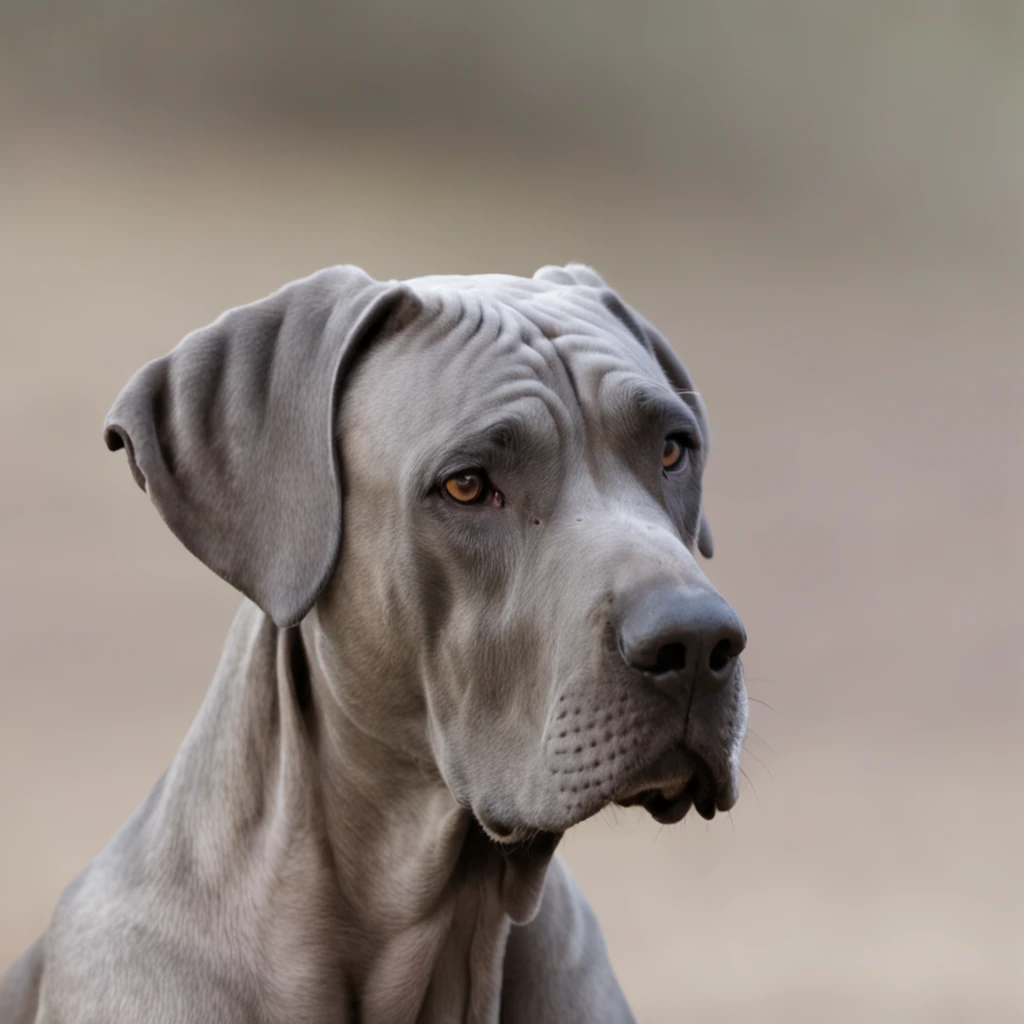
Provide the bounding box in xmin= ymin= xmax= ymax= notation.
xmin=381 ymin=274 xmax=676 ymax=433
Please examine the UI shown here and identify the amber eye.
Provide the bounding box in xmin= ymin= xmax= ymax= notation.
xmin=444 ymin=471 xmax=487 ymax=504
xmin=662 ymin=436 xmax=689 ymax=472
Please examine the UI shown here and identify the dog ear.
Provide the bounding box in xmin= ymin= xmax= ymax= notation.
xmin=104 ymin=266 xmax=412 ymax=627
xmin=533 ymin=262 xmax=608 ymax=288
xmin=696 ymin=513 xmax=714 ymax=560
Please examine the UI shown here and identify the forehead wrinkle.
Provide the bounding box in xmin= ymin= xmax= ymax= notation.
xmin=405 ymin=270 xmax=645 ymax=348
xmin=412 ymin=298 xmax=577 ymax=477
xmin=411 ymin=274 xmax=643 ymax=362
xmin=408 ymin=290 xmax=513 ymax=384
xmin=490 ymin=303 xmax=634 ymax=449
xmin=534 ymin=289 xmax=648 ymax=353
xmin=404 ymin=289 xmax=470 ymax=345
xmin=405 ymin=284 xmax=641 ymax=459
xmin=506 ymin=327 xmax=584 ymax=449
xmin=551 ymin=334 xmax=648 ymax=407
xmin=543 ymin=333 xmax=688 ymax=472
xmin=466 ymin=376 xmax=574 ymax=457
xmin=452 ymin=299 xmax=580 ymax=445
xmin=508 ymin=331 xmax=620 ymax=483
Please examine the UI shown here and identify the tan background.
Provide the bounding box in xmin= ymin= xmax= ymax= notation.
xmin=1 ymin=4 xmax=1021 ymax=1021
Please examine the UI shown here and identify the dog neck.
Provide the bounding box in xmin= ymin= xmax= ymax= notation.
xmin=298 ymin=609 xmax=562 ymax=1019
xmin=146 ymin=600 xmax=558 ymax=1022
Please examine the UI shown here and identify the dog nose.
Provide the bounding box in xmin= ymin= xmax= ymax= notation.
xmin=619 ymin=586 xmax=746 ymax=694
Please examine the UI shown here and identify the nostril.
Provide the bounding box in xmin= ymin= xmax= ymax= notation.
xmin=708 ymin=638 xmax=736 ymax=673
xmin=652 ymin=642 xmax=687 ymax=674
xmin=619 ymin=586 xmax=745 ymax=682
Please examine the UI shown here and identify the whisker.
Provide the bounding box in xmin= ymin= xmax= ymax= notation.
xmin=739 ymin=765 xmax=760 ymax=804
xmin=727 ymin=810 xmax=736 ymax=833
xmin=745 ymin=727 xmax=774 ymax=753
xmin=600 ymin=805 xmax=622 ymax=834
xmin=743 ymin=675 xmax=780 ymax=686
xmin=747 ymin=697 xmax=779 ymax=714
xmin=742 ymin=745 xmax=773 ymax=779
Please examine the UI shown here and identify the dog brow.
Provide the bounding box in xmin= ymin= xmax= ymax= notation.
xmin=442 ymin=413 xmax=532 ymax=466
xmin=437 ymin=413 xmax=540 ymax=474
xmin=616 ymin=379 xmax=700 ymax=437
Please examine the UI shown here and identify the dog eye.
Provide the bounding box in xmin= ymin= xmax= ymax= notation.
xmin=662 ymin=435 xmax=689 ymax=472
xmin=444 ymin=471 xmax=489 ymax=504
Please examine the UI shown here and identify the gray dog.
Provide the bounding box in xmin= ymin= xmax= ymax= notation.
xmin=1 ymin=263 xmax=747 ymax=1023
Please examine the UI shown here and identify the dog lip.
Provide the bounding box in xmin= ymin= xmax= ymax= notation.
xmin=640 ymin=786 xmax=695 ymax=824
xmin=613 ymin=749 xmax=732 ymax=823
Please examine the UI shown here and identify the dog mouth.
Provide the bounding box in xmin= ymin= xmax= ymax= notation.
xmin=613 ymin=749 xmax=734 ymax=824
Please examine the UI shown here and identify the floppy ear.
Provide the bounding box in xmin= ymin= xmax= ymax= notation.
xmin=104 ymin=265 xmax=412 ymax=627
xmin=533 ymin=262 xmax=608 ymax=288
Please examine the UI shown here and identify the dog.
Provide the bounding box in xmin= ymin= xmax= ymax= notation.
xmin=0 ymin=263 xmax=747 ymax=1023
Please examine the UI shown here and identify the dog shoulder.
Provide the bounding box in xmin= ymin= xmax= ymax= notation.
xmin=22 ymin=802 xmax=261 ymax=1023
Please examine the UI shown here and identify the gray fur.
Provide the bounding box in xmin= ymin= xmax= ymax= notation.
xmin=1 ymin=263 xmax=747 ymax=1023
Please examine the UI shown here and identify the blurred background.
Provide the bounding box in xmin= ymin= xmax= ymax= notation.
xmin=1 ymin=3 xmax=1021 ymax=1021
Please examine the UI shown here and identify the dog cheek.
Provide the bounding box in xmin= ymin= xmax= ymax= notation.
xmin=428 ymin=614 xmax=554 ymax=823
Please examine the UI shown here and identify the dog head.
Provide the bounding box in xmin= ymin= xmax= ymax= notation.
xmin=106 ymin=263 xmax=747 ymax=845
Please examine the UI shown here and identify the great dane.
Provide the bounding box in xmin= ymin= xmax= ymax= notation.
xmin=1 ymin=263 xmax=747 ymax=1023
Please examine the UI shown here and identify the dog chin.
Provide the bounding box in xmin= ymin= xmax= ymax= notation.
xmin=479 ymin=746 xmax=740 ymax=838
xmin=612 ymin=746 xmax=739 ymax=824
xmin=475 ymin=809 xmax=545 ymax=846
